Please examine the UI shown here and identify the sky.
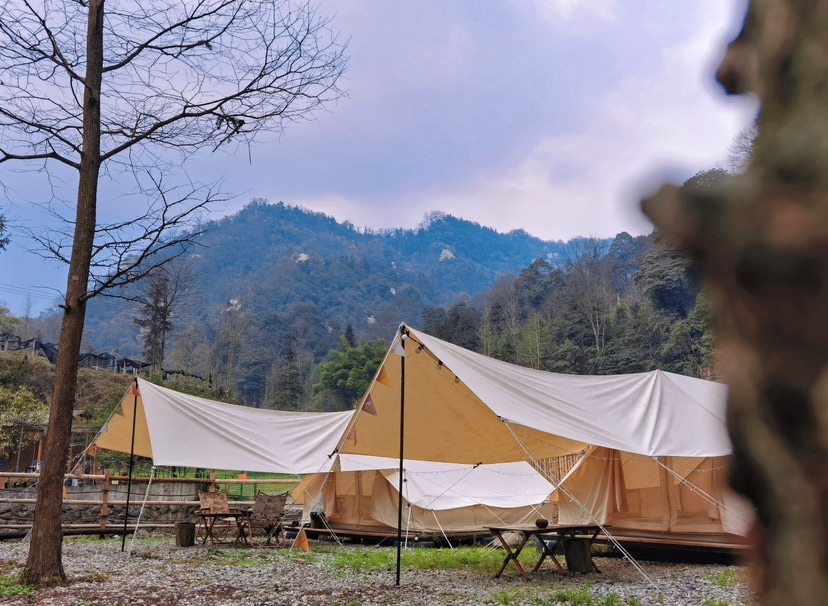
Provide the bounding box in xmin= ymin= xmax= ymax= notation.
xmin=0 ymin=0 xmax=757 ymax=316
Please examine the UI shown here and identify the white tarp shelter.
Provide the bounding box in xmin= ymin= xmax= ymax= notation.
xmin=294 ymin=455 xmax=558 ymax=534
xmin=93 ymin=378 xmax=351 ymax=475
xmin=296 ymin=325 xmax=750 ymax=544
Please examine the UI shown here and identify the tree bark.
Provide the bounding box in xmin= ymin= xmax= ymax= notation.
xmin=20 ymin=0 xmax=104 ymax=586
xmin=643 ymin=2 xmax=828 ymax=603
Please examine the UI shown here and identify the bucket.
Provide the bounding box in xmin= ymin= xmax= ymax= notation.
xmin=175 ymin=521 xmax=196 ymax=547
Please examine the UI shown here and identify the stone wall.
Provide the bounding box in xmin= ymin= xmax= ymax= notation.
xmin=0 ymin=482 xmax=202 ymax=529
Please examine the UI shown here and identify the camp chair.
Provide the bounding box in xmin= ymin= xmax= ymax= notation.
xmin=197 ymin=491 xmax=246 ymax=544
xmin=245 ymin=491 xmax=288 ymax=547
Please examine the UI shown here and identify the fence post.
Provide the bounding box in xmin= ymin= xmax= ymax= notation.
xmin=209 ymin=471 xmax=217 ymax=493
xmin=100 ymin=470 xmax=110 ymax=538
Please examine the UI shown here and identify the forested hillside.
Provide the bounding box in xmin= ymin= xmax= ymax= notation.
xmin=15 ymin=172 xmax=720 ymax=410
xmin=77 ymin=203 xmax=577 ymax=404
xmin=416 ymin=172 xmax=723 ymax=380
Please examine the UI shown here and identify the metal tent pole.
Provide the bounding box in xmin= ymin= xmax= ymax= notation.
xmin=395 ymin=329 xmax=406 ymax=586
xmin=121 ymin=381 xmax=139 ymax=552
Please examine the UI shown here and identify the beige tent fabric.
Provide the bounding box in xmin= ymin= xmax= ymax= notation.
xmin=342 ymin=326 xmax=730 ymax=468
xmin=332 ymin=327 xmax=749 ymax=539
xmin=557 ymin=448 xmax=749 ymax=535
xmin=341 ymin=340 xmax=587 ymax=464
xmin=93 ymin=384 xmax=154 ymax=459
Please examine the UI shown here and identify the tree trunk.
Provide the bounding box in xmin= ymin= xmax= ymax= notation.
xmin=20 ymin=0 xmax=104 ymax=586
xmin=643 ymin=2 xmax=828 ymax=603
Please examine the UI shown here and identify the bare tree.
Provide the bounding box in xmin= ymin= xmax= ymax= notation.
xmin=0 ymin=0 xmax=346 ymax=585
xmin=726 ymin=121 xmax=758 ymax=174
xmin=485 ymin=274 xmax=521 ymax=331
xmin=0 ymin=213 xmax=8 ymax=252
xmin=565 ymin=238 xmax=615 ymax=355
xmin=133 ymin=256 xmax=197 ymax=373
xmin=218 ymin=296 xmax=247 ymax=398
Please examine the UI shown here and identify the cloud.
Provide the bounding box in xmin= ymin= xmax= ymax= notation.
xmin=285 ymin=0 xmax=757 ymax=241
xmin=531 ymin=0 xmax=616 ymax=23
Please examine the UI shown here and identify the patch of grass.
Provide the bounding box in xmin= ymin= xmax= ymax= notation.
xmin=599 ymin=593 xmax=620 ymax=606
xmin=550 ymin=583 xmax=594 ymax=606
xmin=192 ymin=547 xmax=273 ymax=567
xmin=701 ymin=598 xmax=731 ymax=606
xmin=327 ymin=546 xmax=536 ymax=575
xmin=491 ymin=588 xmax=528 ymax=605
xmin=705 ymin=569 xmax=741 ymax=589
xmin=330 ymin=548 xmax=395 ymax=572
xmin=0 ymin=575 xmax=36 ymax=598
xmin=71 ymin=571 xmax=109 ymax=583
xmin=625 ymin=598 xmax=641 ymax=606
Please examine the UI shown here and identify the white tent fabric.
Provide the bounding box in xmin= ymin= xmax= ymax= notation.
xmin=97 ymin=378 xmax=351 ymax=474
xmin=333 ymin=455 xmax=554 ymax=510
xmin=410 ymin=327 xmax=731 ymax=457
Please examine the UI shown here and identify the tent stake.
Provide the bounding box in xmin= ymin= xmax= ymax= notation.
xmin=395 ymin=330 xmax=406 ymax=586
xmin=121 ymin=380 xmax=138 ymax=552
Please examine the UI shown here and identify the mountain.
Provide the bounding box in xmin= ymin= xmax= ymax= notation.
xmin=81 ymin=201 xmax=595 ymax=400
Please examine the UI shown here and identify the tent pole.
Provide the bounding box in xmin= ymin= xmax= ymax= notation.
xmin=121 ymin=380 xmax=139 ymax=552
xmin=395 ymin=330 xmax=406 ymax=586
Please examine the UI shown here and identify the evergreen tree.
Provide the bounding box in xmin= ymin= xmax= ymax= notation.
xmin=312 ymin=338 xmax=387 ymax=411
xmin=134 ymin=274 xmax=173 ymax=372
xmin=343 ymin=323 xmax=356 ymax=348
xmin=266 ymin=333 xmax=307 ymax=410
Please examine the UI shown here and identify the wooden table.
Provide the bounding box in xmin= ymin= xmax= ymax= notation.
xmin=197 ymin=510 xmax=252 ymax=547
xmin=485 ymin=524 xmax=603 ymax=581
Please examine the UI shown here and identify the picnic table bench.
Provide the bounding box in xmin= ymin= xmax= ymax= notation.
xmin=485 ymin=524 xmax=604 ymax=581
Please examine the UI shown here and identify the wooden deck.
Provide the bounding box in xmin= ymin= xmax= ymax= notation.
xmin=288 ymin=523 xmax=748 ymax=555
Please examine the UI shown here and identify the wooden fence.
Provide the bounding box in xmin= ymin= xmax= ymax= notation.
xmin=0 ymin=471 xmax=297 ymax=536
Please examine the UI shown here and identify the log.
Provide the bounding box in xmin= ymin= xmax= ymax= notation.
xmin=175 ymin=522 xmax=196 ymax=547
xmin=562 ymin=538 xmax=593 ymax=573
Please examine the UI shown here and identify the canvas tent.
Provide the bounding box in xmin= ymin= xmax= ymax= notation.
xmin=295 ymin=325 xmax=750 ymax=546
xmin=92 ymin=378 xmax=557 ymax=538
xmin=93 ymin=378 xmax=352 ymax=475
xmin=293 ymin=455 xmax=558 ymax=535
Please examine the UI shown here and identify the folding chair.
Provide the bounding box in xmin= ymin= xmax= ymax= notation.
xmin=245 ymin=491 xmax=288 ymax=547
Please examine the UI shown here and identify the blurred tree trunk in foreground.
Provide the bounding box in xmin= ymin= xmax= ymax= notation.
xmin=644 ymin=2 xmax=828 ymax=604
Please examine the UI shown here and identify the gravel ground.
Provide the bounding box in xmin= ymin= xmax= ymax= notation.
xmin=0 ymin=537 xmax=755 ymax=606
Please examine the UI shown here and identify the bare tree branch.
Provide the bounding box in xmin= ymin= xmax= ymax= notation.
xmin=0 ymin=0 xmax=346 ymax=583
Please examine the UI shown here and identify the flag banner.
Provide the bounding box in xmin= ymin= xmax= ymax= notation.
xmin=390 ymin=338 xmax=408 ymax=358
xmin=294 ymin=527 xmax=311 ymax=553
xmin=362 ymin=394 xmax=378 ymax=416
xmin=377 ymin=366 xmax=390 ymax=386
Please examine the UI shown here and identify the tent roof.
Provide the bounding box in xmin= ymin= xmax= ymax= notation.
xmin=337 ymin=455 xmax=554 ymax=510
xmin=94 ymin=378 xmax=351 ymax=474
xmin=341 ymin=325 xmax=730 ymax=462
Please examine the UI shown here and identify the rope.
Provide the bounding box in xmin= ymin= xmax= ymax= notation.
xmin=430 ymin=510 xmax=453 ymax=549
xmin=126 ymin=465 xmax=156 ymax=557
xmin=650 ymin=456 xmax=749 ymax=526
xmin=419 ymin=463 xmax=481 ymax=511
xmin=404 ymin=504 xmax=414 ymax=549
xmin=501 ymin=419 xmax=658 ymax=589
